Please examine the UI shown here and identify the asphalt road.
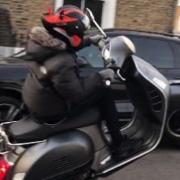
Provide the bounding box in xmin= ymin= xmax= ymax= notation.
xmin=102 ymin=138 xmax=180 ymax=180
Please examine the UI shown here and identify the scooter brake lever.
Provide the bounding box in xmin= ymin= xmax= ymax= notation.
xmin=117 ymin=69 xmax=126 ymax=82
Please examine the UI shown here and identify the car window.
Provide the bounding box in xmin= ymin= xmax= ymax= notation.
xmin=77 ymin=45 xmax=104 ymax=68
xmin=76 ymin=35 xmax=135 ymax=68
xmin=170 ymin=41 xmax=180 ymax=68
xmin=132 ymin=37 xmax=174 ymax=68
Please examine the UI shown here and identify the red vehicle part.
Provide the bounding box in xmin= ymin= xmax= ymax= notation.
xmin=0 ymin=157 xmax=11 ymax=180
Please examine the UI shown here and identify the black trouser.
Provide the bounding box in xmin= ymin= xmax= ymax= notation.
xmin=98 ymin=88 xmax=124 ymax=150
xmin=68 ymin=87 xmax=123 ymax=150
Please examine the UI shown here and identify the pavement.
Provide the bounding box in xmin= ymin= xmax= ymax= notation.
xmin=102 ymin=138 xmax=180 ymax=180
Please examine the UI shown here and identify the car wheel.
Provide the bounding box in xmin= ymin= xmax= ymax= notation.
xmin=166 ymin=110 xmax=180 ymax=147
xmin=0 ymin=96 xmax=23 ymax=122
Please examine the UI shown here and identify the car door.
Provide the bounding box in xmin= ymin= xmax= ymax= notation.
xmin=168 ymin=40 xmax=180 ymax=79
xmin=77 ymin=43 xmax=134 ymax=130
xmin=130 ymin=35 xmax=175 ymax=79
xmin=77 ymin=33 xmax=177 ymax=131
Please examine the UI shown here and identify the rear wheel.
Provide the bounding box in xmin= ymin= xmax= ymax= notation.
xmin=0 ymin=96 xmax=23 ymax=122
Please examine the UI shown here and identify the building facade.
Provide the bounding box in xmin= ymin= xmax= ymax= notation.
xmin=115 ymin=0 xmax=177 ymax=33
xmin=0 ymin=0 xmax=178 ymax=46
xmin=0 ymin=0 xmax=52 ymax=46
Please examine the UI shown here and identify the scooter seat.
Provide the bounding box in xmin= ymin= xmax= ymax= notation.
xmin=8 ymin=107 xmax=100 ymax=142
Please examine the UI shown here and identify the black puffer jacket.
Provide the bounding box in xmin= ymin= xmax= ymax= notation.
xmin=23 ymin=28 xmax=103 ymax=120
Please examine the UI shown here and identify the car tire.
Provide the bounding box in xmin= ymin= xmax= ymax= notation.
xmin=166 ymin=110 xmax=180 ymax=147
xmin=0 ymin=96 xmax=23 ymax=122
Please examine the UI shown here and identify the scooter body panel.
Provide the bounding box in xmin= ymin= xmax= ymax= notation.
xmin=98 ymin=56 xmax=170 ymax=176
xmin=7 ymin=131 xmax=94 ymax=180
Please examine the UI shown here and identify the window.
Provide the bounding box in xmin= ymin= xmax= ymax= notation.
xmin=63 ymin=0 xmax=103 ymax=25
xmin=85 ymin=1 xmax=103 ymax=25
xmin=55 ymin=0 xmax=116 ymax=28
xmin=170 ymin=41 xmax=180 ymax=68
xmin=132 ymin=37 xmax=175 ymax=68
xmin=63 ymin=0 xmax=81 ymax=8
xmin=77 ymin=45 xmax=104 ymax=67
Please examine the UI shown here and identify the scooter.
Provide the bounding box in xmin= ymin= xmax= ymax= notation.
xmin=0 ymin=9 xmax=169 ymax=180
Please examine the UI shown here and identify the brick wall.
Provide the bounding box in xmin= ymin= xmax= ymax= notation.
xmin=115 ymin=0 xmax=177 ymax=33
xmin=0 ymin=0 xmax=178 ymax=46
xmin=0 ymin=0 xmax=52 ymax=46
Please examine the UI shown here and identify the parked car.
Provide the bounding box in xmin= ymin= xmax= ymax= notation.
xmin=1 ymin=29 xmax=180 ymax=144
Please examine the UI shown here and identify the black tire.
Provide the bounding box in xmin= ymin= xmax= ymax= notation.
xmin=0 ymin=96 xmax=23 ymax=122
xmin=165 ymin=110 xmax=180 ymax=147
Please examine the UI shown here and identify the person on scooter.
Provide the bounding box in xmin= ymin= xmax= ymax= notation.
xmin=23 ymin=5 xmax=136 ymax=160
xmin=23 ymin=5 xmax=111 ymax=120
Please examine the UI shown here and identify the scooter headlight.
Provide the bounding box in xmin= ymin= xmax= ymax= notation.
xmin=103 ymin=48 xmax=111 ymax=61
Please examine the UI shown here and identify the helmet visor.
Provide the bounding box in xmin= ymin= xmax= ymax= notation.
xmin=82 ymin=15 xmax=91 ymax=30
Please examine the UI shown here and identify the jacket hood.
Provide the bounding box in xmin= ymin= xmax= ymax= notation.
xmin=28 ymin=26 xmax=67 ymax=51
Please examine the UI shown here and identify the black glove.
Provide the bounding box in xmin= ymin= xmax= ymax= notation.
xmin=98 ymin=38 xmax=110 ymax=50
xmin=88 ymin=34 xmax=104 ymax=45
xmin=98 ymin=68 xmax=115 ymax=81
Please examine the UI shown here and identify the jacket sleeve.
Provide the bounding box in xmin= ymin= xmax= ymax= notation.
xmin=82 ymin=34 xmax=104 ymax=48
xmin=44 ymin=53 xmax=103 ymax=104
xmin=51 ymin=66 xmax=103 ymax=104
xmin=82 ymin=35 xmax=92 ymax=47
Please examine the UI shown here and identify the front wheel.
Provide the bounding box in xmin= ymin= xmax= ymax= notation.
xmin=0 ymin=96 xmax=23 ymax=122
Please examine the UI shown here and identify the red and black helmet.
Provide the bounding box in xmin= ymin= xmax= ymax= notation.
xmin=42 ymin=5 xmax=90 ymax=48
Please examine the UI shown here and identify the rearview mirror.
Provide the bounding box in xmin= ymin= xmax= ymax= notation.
xmin=85 ymin=8 xmax=107 ymax=38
